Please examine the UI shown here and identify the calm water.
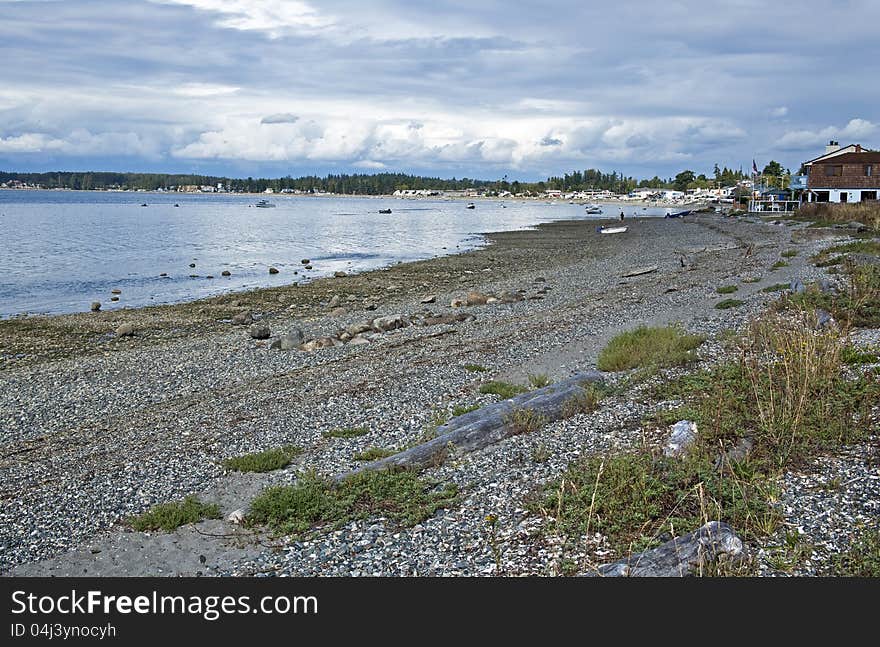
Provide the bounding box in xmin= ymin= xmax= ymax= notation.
xmin=0 ymin=190 xmax=671 ymax=317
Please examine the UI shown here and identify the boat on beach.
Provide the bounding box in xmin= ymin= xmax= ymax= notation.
xmin=597 ymin=225 xmax=628 ymax=234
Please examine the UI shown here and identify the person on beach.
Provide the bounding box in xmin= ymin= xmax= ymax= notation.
xmin=619 ymin=211 xmax=625 ymax=221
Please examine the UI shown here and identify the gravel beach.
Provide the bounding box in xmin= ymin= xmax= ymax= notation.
xmin=2 ymin=212 xmax=876 ymax=576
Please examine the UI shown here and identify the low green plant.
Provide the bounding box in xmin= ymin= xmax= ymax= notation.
xmin=452 ymin=404 xmax=480 ymax=417
xmin=531 ymin=443 xmax=551 ymax=463
xmin=562 ymin=383 xmax=605 ymax=417
xmin=716 ymin=285 xmax=738 ymax=294
xmin=783 ymin=264 xmax=880 ymax=327
xmin=528 ymin=373 xmax=552 ymax=388
xmin=479 ymin=381 xmax=528 ymax=399
xmin=815 ymin=257 xmax=843 ymax=268
xmin=771 ymin=260 xmax=789 ymax=269
xmin=464 ymin=363 xmax=487 ymax=373
xmin=247 ymin=469 xmax=458 ymax=536
xmin=840 ymin=345 xmax=878 ymax=365
xmin=596 ymin=325 xmax=704 ymax=372
xmin=323 ymin=426 xmax=370 ymax=439
xmin=742 ymin=276 xmax=762 ymax=283
xmin=781 ymin=250 xmax=798 ymax=258
xmin=761 ymin=283 xmax=790 ymax=293
xmin=715 ymin=299 xmax=744 ymax=310
xmin=828 ymin=527 xmax=880 ymax=576
xmin=222 ymin=445 xmax=303 ymax=473
xmin=352 ymin=447 xmax=396 ymax=462
xmin=505 ymin=408 xmax=548 ymax=435
xmin=128 ymin=496 xmax=221 ymax=532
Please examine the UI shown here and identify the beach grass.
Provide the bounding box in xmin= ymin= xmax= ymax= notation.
xmin=596 ymin=325 xmax=704 ymax=372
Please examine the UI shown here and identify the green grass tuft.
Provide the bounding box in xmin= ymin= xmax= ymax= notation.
xmin=451 ymin=404 xmax=480 ymax=417
xmin=352 ymin=447 xmax=397 ymax=462
xmin=716 ymin=285 xmax=738 ymax=294
xmin=323 ymin=427 xmax=370 ymax=439
xmin=596 ymin=326 xmax=704 ymax=372
xmin=463 ymin=363 xmax=487 ymax=372
xmin=828 ymin=528 xmax=880 ymax=576
xmin=715 ymin=299 xmax=744 ymax=310
xmin=742 ymin=276 xmax=762 ymax=283
xmin=505 ymin=408 xmax=548 ymax=434
xmin=781 ymin=250 xmax=798 ymax=258
xmin=528 ymin=373 xmax=552 ymax=388
xmin=222 ymin=445 xmax=303 ymax=473
xmin=761 ymin=283 xmax=790 ymax=293
xmin=128 ymin=496 xmax=221 ymax=532
xmin=771 ymin=260 xmax=789 ymax=270
xmin=247 ymin=469 xmax=458 ymax=536
xmin=479 ymin=381 xmax=528 ymax=399
xmin=840 ymin=345 xmax=879 ymax=365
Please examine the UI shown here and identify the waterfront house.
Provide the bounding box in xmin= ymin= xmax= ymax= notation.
xmin=803 ymin=141 xmax=879 ymax=203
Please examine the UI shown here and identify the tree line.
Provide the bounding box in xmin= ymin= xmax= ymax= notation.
xmin=0 ymin=164 xmax=760 ymax=195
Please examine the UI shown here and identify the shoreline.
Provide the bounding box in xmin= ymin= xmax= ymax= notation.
xmin=2 ymin=212 xmax=872 ymax=576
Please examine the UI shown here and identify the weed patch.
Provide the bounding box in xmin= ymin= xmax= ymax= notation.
xmin=479 ymin=381 xmax=528 ymax=399
xmin=716 ymin=285 xmax=738 ymax=294
xmin=715 ymin=299 xmax=744 ymax=310
xmin=223 ymin=445 xmax=302 ymax=473
xmin=324 ymin=427 xmax=370 ymax=439
xmin=352 ymin=447 xmax=397 ymax=462
xmin=597 ymin=326 xmax=704 ymax=372
xmin=128 ymin=496 xmax=221 ymax=532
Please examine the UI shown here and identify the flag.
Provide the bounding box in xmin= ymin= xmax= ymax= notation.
xmin=752 ymin=160 xmax=759 ymax=175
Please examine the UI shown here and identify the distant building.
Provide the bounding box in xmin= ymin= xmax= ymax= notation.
xmin=804 ymin=141 xmax=879 ymax=203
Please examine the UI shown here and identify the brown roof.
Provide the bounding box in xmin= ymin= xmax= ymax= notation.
xmin=811 ymin=151 xmax=880 ymax=165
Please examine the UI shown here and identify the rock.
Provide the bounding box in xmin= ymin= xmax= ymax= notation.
xmin=159 ymin=272 xmax=167 ymax=277
xmin=349 ymin=335 xmax=371 ymax=346
xmin=279 ymin=330 xmax=304 ymax=350
xmin=221 ymin=270 xmax=231 ymax=276
xmin=232 ymin=311 xmax=253 ymax=326
xmin=346 ymin=321 xmax=374 ymax=336
xmin=110 ymin=296 xmax=120 ymax=302
xmin=623 ymin=265 xmax=659 ymax=277
xmin=301 ymin=259 xmax=310 ymax=265
xmin=115 ymin=323 xmax=135 ymax=337
xmin=230 ymin=300 xmax=241 ymax=307
xmin=276 ymin=294 xmax=286 ymax=303
xmin=421 ymin=295 xmax=436 ymax=304
xmin=815 ymin=308 xmax=835 ymax=329
xmin=189 ymin=263 xmax=196 ymax=268
xmin=268 ymin=267 xmax=279 ymax=274
xmin=249 ymin=323 xmax=270 ymax=339
xmin=305 ymin=265 xmax=313 ymax=270
xmin=498 ymin=290 xmax=523 ymax=304
xmin=334 ymin=271 xmax=347 ymax=278
xmin=450 ymin=299 xmax=465 ymax=308
xmin=664 ymin=420 xmax=697 ymax=457
xmin=364 ymin=303 xmax=377 ymax=311
xmin=466 ymin=291 xmax=490 ymax=306
xmin=330 ymin=307 xmax=347 ymax=317
xmin=486 ymin=297 xmax=499 ymax=304
xmin=111 ymin=288 xmax=122 ymax=295
xmin=226 ymin=509 xmax=246 ymax=524
xmin=843 ymin=221 xmax=868 ymax=232
xmin=847 ymin=253 xmax=880 ymax=268
xmin=90 ymin=302 xmax=101 ymax=312
xmin=300 ymin=336 xmax=342 ymax=352
xmin=679 ymin=256 xmax=695 ymax=269
xmin=790 ymin=279 xmax=806 ymax=294
xmin=714 ymin=436 xmax=754 ymax=471
xmin=328 ymin=295 xmax=341 ymax=308
xmin=206 ymin=275 xmax=214 ymax=279
xmin=372 ymin=314 xmax=409 ymax=332
xmin=346 ymin=294 xmax=358 ymax=302
xmin=591 ymin=521 xmax=744 ymax=577
xmin=534 ymin=276 xmax=546 ymax=283
xmin=816 ymin=278 xmax=834 ymax=294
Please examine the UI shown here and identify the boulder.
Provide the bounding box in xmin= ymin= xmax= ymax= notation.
xmin=304 ymin=265 xmax=313 ymax=270
xmin=334 ymin=271 xmax=347 ymax=278
xmin=268 ymin=267 xmax=279 ymax=274
xmin=110 ymin=296 xmax=120 ymax=302
xmin=189 ymin=263 xmax=196 ymax=268
xmin=249 ymin=323 xmax=270 ymax=339
xmin=221 ymin=270 xmax=231 ymax=277
xmin=226 ymin=509 xmax=246 ymax=524
xmin=301 ymin=259 xmax=310 ymax=265
xmin=815 ymin=308 xmax=835 ymax=329
xmin=664 ymin=420 xmax=698 ymax=457
xmin=111 ymin=288 xmax=122 ymax=295
xmin=372 ymin=314 xmax=409 ymax=332
xmin=90 ymin=302 xmax=101 ymax=312
xmin=115 ymin=323 xmax=135 ymax=337
xmin=346 ymin=321 xmax=374 ymax=336
xmin=790 ymin=279 xmax=806 ymax=294
xmin=328 ymin=295 xmax=341 ymax=308
xmin=466 ymin=291 xmax=490 ymax=306
xmin=279 ymin=330 xmax=304 ymax=350
xmin=232 ymin=311 xmax=253 ymax=326
xmin=300 ymin=336 xmax=342 ymax=352
xmin=421 ymin=295 xmax=436 ymax=304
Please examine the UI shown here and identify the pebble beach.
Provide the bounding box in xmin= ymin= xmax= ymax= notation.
xmin=1 ymin=212 xmax=877 ymax=576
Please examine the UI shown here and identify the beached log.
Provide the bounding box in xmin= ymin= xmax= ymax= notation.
xmin=334 ymin=371 xmax=604 ymax=481
xmin=586 ymin=521 xmax=744 ymax=577
xmin=621 ymin=265 xmax=658 ymax=277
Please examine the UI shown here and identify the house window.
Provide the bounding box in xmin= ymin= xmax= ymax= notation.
xmin=815 ymin=191 xmax=830 ymax=202
xmin=866 ymin=165 xmax=874 ymax=177
xmin=824 ymin=165 xmax=843 ymax=176
xmin=862 ymin=191 xmax=877 ymax=202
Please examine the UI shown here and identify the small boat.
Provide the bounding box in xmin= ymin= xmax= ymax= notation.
xmin=664 ymin=210 xmax=691 ymax=218
xmin=466 ymin=203 xmax=475 ymax=209
xmin=255 ymin=199 xmax=275 ymax=208
xmin=378 ymin=208 xmax=392 ymax=214
xmin=585 ymin=205 xmax=602 ymax=214
xmin=597 ymin=226 xmax=628 ymax=234
xmin=140 ymin=203 xmax=148 ymax=207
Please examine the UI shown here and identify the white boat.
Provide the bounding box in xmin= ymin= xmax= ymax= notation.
xmin=254 ymin=199 xmax=275 ymax=208
xmin=598 ymin=226 xmax=627 ymax=234
xmin=585 ymin=204 xmax=603 ymax=214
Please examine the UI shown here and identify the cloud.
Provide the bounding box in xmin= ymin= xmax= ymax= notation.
xmin=260 ymin=113 xmax=299 ymax=124
xmin=540 ymin=137 xmax=562 ymax=147
xmin=353 ymin=159 xmax=386 ymax=169
xmin=770 ymin=106 xmax=788 ymax=118
xmin=150 ymin=0 xmax=333 ymax=37
xmin=776 ymin=118 xmax=877 ymax=151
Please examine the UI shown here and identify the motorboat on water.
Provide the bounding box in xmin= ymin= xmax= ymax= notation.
xmin=255 ymin=199 xmax=275 ymax=208
xmin=466 ymin=202 xmax=475 ymax=209
xmin=585 ymin=204 xmax=602 ymax=214
xmin=378 ymin=208 xmax=392 ymax=214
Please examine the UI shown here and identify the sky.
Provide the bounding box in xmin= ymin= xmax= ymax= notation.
xmin=1 ymin=0 xmax=878 ymax=181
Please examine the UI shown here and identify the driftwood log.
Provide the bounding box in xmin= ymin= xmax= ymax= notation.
xmin=587 ymin=521 xmax=745 ymax=577
xmin=334 ymin=371 xmax=604 ymax=481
